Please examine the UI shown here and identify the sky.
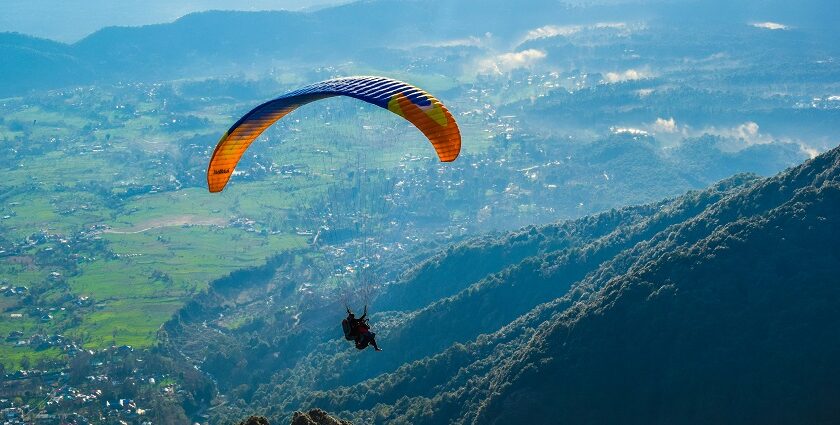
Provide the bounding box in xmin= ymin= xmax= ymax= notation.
xmin=0 ymin=0 xmax=345 ymax=43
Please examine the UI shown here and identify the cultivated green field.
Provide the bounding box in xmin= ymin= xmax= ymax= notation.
xmin=0 ymin=73 xmax=494 ymax=369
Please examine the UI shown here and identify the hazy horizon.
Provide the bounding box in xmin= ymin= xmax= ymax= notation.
xmin=0 ymin=0 xmax=345 ymax=42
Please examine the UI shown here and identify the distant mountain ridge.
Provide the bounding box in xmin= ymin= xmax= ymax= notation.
xmin=4 ymin=0 xmax=838 ymax=97
xmin=0 ymin=0 xmax=567 ymax=96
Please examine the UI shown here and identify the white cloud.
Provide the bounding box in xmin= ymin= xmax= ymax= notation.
xmin=521 ymin=22 xmax=633 ymax=43
xmin=734 ymin=121 xmax=760 ymax=140
xmin=593 ymin=22 xmax=627 ymax=30
xmin=652 ymin=117 xmax=677 ymax=133
xmin=603 ymin=69 xmax=649 ymax=83
xmin=751 ymin=22 xmax=789 ymax=30
xmin=704 ymin=121 xmax=765 ymax=144
xmin=477 ymin=49 xmax=547 ymax=75
xmin=611 ymin=126 xmax=648 ymax=136
xmin=424 ymin=33 xmax=494 ymax=48
xmin=800 ymin=145 xmax=820 ymax=159
xmin=636 ymin=88 xmax=654 ymax=97
xmin=524 ymin=25 xmax=583 ymax=41
xmin=698 ymin=121 xmax=772 ymax=151
xmin=427 ymin=36 xmax=484 ymax=48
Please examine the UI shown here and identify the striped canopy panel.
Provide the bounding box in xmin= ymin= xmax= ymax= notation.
xmin=207 ymin=76 xmax=461 ymax=193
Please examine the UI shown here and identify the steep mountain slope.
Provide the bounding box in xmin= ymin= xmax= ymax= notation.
xmin=301 ymin=175 xmax=756 ymax=389
xmin=193 ymin=175 xmax=756 ymax=421
xmin=473 ymin=149 xmax=840 ymax=424
xmin=236 ymin=147 xmax=840 ymax=424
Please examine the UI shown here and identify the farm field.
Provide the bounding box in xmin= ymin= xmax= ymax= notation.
xmin=0 ymin=73 xmax=498 ymax=369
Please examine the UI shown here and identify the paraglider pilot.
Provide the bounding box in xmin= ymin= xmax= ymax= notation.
xmin=343 ymin=306 xmax=382 ymax=352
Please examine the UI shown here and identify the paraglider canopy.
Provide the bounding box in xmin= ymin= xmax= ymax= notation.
xmin=207 ymin=76 xmax=461 ymax=192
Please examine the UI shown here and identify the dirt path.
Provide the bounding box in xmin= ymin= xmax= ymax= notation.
xmin=104 ymin=215 xmax=227 ymax=234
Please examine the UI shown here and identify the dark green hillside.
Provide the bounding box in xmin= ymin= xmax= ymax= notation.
xmin=377 ymin=199 xmax=671 ymax=312
xmin=187 ymin=174 xmax=761 ymax=422
xmin=475 ymin=148 xmax=840 ymax=424
xmin=319 ymin=176 xmax=757 ymax=387
xmin=220 ymin=148 xmax=840 ymax=424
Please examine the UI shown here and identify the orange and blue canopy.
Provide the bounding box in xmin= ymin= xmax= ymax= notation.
xmin=207 ymin=76 xmax=461 ymax=192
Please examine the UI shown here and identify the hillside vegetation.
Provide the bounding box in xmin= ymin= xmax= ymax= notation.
xmin=183 ymin=147 xmax=840 ymax=424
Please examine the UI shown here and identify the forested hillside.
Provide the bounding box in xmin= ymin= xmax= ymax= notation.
xmin=194 ymin=147 xmax=840 ymax=424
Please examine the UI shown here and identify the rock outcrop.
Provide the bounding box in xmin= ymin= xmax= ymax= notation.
xmin=290 ymin=409 xmax=352 ymax=425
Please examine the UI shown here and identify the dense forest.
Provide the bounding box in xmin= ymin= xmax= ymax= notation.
xmin=163 ymin=147 xmax=840 ymax=424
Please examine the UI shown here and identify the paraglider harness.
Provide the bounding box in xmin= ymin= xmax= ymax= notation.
xmin=343 ymin=306 xmax=375 ymax=350
xmin=341 ymin=316 xmax=356 ymax=341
